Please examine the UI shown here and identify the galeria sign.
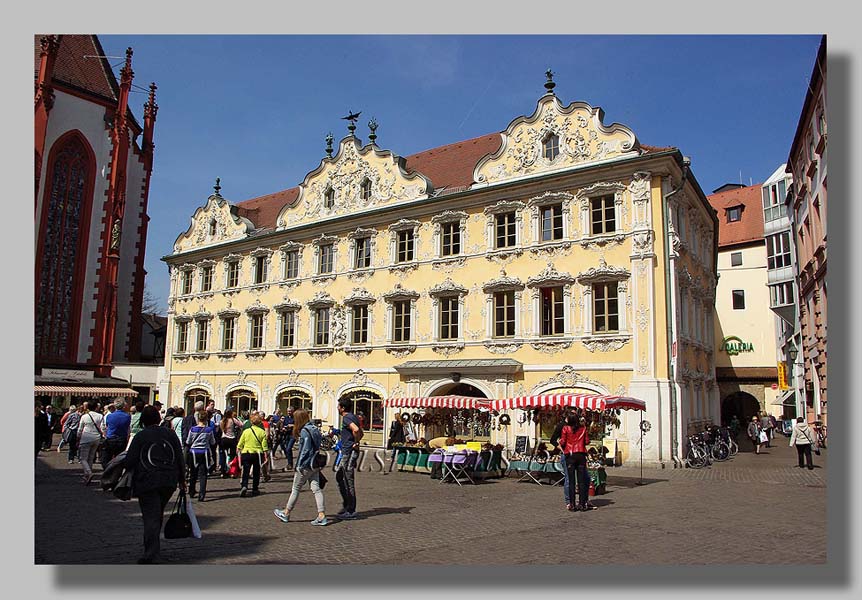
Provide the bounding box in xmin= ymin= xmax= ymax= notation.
xmin=720 ymin=336 xmax=754 ymax=355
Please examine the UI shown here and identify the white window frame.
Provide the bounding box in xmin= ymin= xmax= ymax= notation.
xmin=279 ymin=242 xmax=303 ymax=281
xmin=484 ymin=200 xmax=524 ymax=252
xmin=388 ymin=219 xmax=420 ymax=266
xmin=224 ymin=254 xmax=242 ymax=289
xmin=528 ymin=192 xmax=573 ymax=244
xmin=431 ymin=210 xmax=467 ymax=259
xmin=348 ymin=227 xmax=377 ymax=271
xmin=198 ymin=260 xmax=215 ymax=293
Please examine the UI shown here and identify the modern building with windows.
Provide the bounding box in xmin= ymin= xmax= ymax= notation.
xmin=708 ymin=183 xmax=780 ymax=426
xmin=161 ymin=76 xmax=718 ymax=466
xmin=786 ymin=35 xmax=827 ymax=425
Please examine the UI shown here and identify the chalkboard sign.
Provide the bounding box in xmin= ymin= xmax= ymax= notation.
xmin=514 ymin=435 xmax=529 ymax=456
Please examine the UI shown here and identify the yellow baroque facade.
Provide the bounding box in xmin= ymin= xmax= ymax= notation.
xmin=162 ymin=85 xmax=718 ymax=466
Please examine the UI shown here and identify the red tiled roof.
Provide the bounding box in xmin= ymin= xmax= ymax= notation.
xmin=234 ymin=135 xmax=677 ymax=231
xmin=35 ymin=35 xmax=118 ymax=102
xmin=706 ymin=184 xmax=765 ymax=247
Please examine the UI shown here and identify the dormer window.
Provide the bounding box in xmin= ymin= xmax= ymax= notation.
xmin=360 ymin=178 xmax=372 ymax=202
xmin=209 ymin=219 xmax=217 ymax=237
xmin=542 ymin=133 xmax=560 ymax=161
xmin=324 ymin=187 xmax=335 ymax=209
xmin=726 ymin=206 xmax=742 ymax=223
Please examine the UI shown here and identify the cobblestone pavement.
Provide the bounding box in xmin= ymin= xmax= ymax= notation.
xmin=35 ymin=440 xmax=827 ymax=565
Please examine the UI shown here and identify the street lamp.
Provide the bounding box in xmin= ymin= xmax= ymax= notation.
xmin=787 ymin=346 xmax=798 ymax=362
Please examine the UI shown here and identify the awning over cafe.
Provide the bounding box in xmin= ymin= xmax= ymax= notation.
xmin=488 ymin=393 xmax=646 ymax=412
xmin=34 ymin=385 xmax=138 ymax=398
xmin=384 ymin=396 xmax=489 ymax=409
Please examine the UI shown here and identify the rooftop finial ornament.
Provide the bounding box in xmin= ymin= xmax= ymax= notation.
xmin=325 ymin=132 xmax=334 ymax=157
xmin=214 ymin=177 xmax=221 ymax=196
xmin=544 ymin=68 xmax=556 ymax=94
xmin=342 ymin=110 xmax=361 ymax=135
xmin=368 ymin=118 xmax=378 ymax=144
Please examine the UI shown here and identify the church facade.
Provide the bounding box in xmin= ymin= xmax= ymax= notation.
xmin=162 ymin=77 xmax=717 ymax=466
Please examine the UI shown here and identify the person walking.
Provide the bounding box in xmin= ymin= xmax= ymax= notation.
xmin=387 ymin=412 xmax=405 ymax=450
xmin=273 ymin=409 xmax=328 ymax=526
xmin=761 ymin=412 xmax=775 ymax=448
xmin=185 ymin=411 xmax=217 ymax=501
xmin=789 ymin=416 xmax=816 ymax=470
xmin=280 ymin=407 xmax=296 ymax=471
xmin=171 ymin=407 xmax=186 ymax=443
xmin=129 ymin=400 xmax=145 ymax=439
xmin=122 ymin=405 xmax=186 ymax=564
xmin=35 ymin=401 xmax=50 ymax=458
xmin=61 ymin=405 xmax=82 ymax=464
xmin=236 ymin=411 xmax=268 ymax=497
xmin=182 ymin=402 xmax=204 ymax=443
xmin=219 ymin=409 xmax=242 ymax=477
xmin=729 ymin=415 xmax=741 ymax=441
xmin=76 ymin=400 xmax=105 ymax=485
xmin=102 ymin=399 xmax=131 ymax=468
xmin=550 ymin=409 xmax=574 ymax=510
xmin=748 ymin=415 xmax=763 ymax=454
xmin=43 ymin=405 xmax=57 ymax=450
xmin=560 ymin=413 xmax=594 ymax=512
xmin=335 ymin=399 xmax=363 ymax=520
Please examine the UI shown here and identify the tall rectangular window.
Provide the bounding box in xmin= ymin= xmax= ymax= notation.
xmin=284 ymin=250 xmax=299 ymax=279
xmin=593 ymin=282 xmax=619 ymax=333
xmin=196 ymin=320 xmax=208 ymax=352
xmin=254 ymin=256 xmax=267 ymax=284
xmin=315 ymin=307 xmax=330 ymax=346
xmin=732 ymin=290 xmax=746 ymax=310
xmin=397 ymin=230 xmax=414 ymax=262
xmin=182 ymin=271 xmax=193 ymax=295
xmin=201 ymin=266 xmax=213 ymax=292
xmin=176 ymin=321 xmax=188 ymax=353
xmin=439 ymin=297 xmax=459 ymax=340
xmin=591 ymin=195 xmax=616 ymax=235
xmin=767 ymin=232 xmax=792 ymax=270
xmin=540 ymin=286 xmax=564 ymax=336
xmin=495 ymin=212 xmax=517 ymax=248
xmin=222 ymin=317 xmax=235 ymax=351
xmin=250 ymin=314 xmax=264 ymax=350
xmin=440 ymin=222 xmax=460 ymax=256
xmin=352 ymin=305 xmax=368 ymax=345
xmin=227 ymin=262 xmax=239 ymax=288
xmin=354 ymin=238 xmax=371 ymax=269
xmin=393 ymin=301 xmax=411 ymax=342
xmin=318 ymin=244 xmax=333 ymax=274
xmin=494 ymin=291 xmax=515 ymax=338
xmin=541 ymin=204 xmax=563 ymax=241
xmin=280 ymin=312 xmax=295 ymax=348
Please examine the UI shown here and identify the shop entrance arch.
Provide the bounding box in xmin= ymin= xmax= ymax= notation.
xmin=275 ymin=389 xmax=313 ymax=416
xmin=339 ymin=389 xmax=384 ymax=447
xmin=184 ymin=388 xmax=210 ymax=416
xmin=226 ymin=388 xmax=257 ymax=418
xmin=721 ymin=391 xmax=760 ymax=427
xmin=426 ymin=382 xmax=490 ymax=441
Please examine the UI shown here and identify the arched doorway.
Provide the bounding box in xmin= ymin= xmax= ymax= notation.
xmin=184 ymin=388 xmax=210 ymax=416
xmin=427 ymin=382 xmax=490 ymax=441
xmin=276 ymin=389 xmax=312 ymax=416
xmin=226 ymin=388 xmax=257 ymax=418
xmin=338 ymin=389 xmax=384 ymax=447
xmin=721 ymin=391 xmax=760 ymax=427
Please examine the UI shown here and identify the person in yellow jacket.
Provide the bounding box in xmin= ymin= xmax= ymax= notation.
xmin=237 ymin=411 xmax=268 ymax=497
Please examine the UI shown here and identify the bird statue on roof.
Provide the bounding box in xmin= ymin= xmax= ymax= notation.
xmin=342 ymin=110 xmax=361 ymax=134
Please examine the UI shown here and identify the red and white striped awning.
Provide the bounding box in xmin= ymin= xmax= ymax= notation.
xmin=488 ymin=394 xmax=646 ymax=412
xmin=34 ymin=385 xmax=139 ymax=398
xmin=384 ymin=396 xmax=490 ymax=409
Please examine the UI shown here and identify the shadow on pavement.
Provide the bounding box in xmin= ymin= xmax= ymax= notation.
xmin=354 ymin=505 xmax=415 ymax=519
xmin=607 ymin=475 xmax=667 ymax=488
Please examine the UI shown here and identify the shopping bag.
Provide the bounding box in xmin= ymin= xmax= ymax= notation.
xmin=113 ymin=468 xmax=134 ymax=501
xmin=759 ymin=431 xmax=768 ymax=444
xmin=164 ymin=491 xmax=193 ymax=539
xmin=185 ymin=494 xmax=202 ymax=539
xmin=814 ymin=446 xmax=821 ymax=456
xmin=228 ymin=456 xmax=241 ymax=477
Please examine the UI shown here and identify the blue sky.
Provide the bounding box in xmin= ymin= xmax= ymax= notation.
xmin=98 ymin=34 xmax=822 ymax=311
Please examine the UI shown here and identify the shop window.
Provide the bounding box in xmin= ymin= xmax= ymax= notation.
xmin=276 ymin=389 xmax=312 ymax=415
xmin=494 ymin=291 xmax=516 ymax=338
xmin=439 ymin=296 xmax=459 ymax=340
xmin=495 ymin=212 xmax=517 ymax=248
xmin=314 ymin=307 xmax=330 ymax=346
xmin=593 ymin=282 xmax=619 ymax=333
xmin=542 ymin=133 xmax=559 ymax=161
xmin=541 ymin=204 xmax=563 ymax=241
xmin=730 ymin=252 xmax=743 ymax=267
xmin=339 ymin=390 xmax=384 ymax=440
xmin=222 ymin=316 xmax=235 ymax=351
xmin=590 ymin=195 xmax=616 ymax=235
xmin=732 ymin=289 xmax=746 ymax=310
xmin=249 ymin=314 xmax=264 ymax=350
xmin=354 ymin=237 xmax=371 ymax=269
xmin=284 ymin=250 xmax=299 ymax=279
xmin=351 ymin=305 xmax=368 ymax=345
xmin=318 ymin=244 xmax=334 ymax=274
xmin=184 ymin=388 xmax=210 ymax=417
xmin=200 ymin=265 xmax=213 ymax=292
xmin=540 ymin=286 xmax=564 ymax=336
xmin=226 ymin=389 xmax=257 ymax=417
xmin=397 ymin=230 xmax=414 ymax=262
xmin=393 ymin=300 xmax=411 ymax=342
xmin=440 ymin=222 xmax=460 ymax=256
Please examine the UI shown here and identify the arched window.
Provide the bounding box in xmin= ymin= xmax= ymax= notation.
xmin=276 ymin=389 xmax=313 ymax=415
xmin=339 ymin=390 xmax=384 ymax=446
xmin=226 ymin=389 xmax=257 ymax=418
xmin=542 ymin=133 xmax=559 ymax=161
xmin=184 ymin=388 xmax=210 ymax=416
xmin=323 ymin=187 xmax=335 ymax=209
xmin=360 ymin=178 xmax=372 ymax=201
xmin=36 ymin=133 xmax=95 ymax=362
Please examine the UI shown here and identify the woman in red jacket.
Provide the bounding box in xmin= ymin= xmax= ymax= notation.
xmin=559 ymin=413 xmax=596 ymax=512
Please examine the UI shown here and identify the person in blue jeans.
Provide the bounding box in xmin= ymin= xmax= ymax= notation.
xmin=549 ymin=409 xmax=574 ymax=508
xmin=280 ymin=407 xmax=296 ymax=471
xmin=335 ymin=399 xmax=363 ymax=519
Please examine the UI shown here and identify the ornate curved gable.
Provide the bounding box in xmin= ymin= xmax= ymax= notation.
xmin=174 ymin=191 xmax=254 ymax=254
xmin=278 ymin=136 xmax=432 ymax=229
xmin=474 ymin=93 xmax=639 ymax=187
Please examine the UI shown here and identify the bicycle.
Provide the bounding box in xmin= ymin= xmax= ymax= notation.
xmin=684 ymin=433 xmax=711 ymax=469
xmin=812 ymin=421 xmax=827 ymax=449
xmin=704 ymin=425 xmax=731 ymax=462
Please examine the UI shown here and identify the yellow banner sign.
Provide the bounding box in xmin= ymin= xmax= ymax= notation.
xmin=777 ymin=361 xmax=790 ymax=391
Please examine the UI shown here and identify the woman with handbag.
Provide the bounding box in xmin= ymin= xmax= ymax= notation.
xmin=236 ymin=412 xmax=268 ymax=497
xmin=219 ymin=409 xmax=242 ymax=477
xmin=789 ymin=416 xmax=816 ymax=470
xmin=747 ymin=415 xmax=763 ymax=455
xmin=273 ymin=409 xmax=328 ymax=526
xmin=76 ymin=400 xmax=105 ymax=485
xmin=122 ymin=405 xmax=186 ymax=564
xmin=559 ymin=413 xmax=595 ymax=512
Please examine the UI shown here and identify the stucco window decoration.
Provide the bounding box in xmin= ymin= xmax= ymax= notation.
xmin=428 ymin=279 xmax=467 ymax=354
xmin=576 ymin=259 xmax=631 ymax=351
xmin=347 ymin=227 xmax=377 ymax=273
xmin=383 ymin=284 xmax=419 ymax=356
xmin=574 ymin=181 xmax=627 ymax=247
xmin=483 ymin=270 xmax=525 ymax=351
xmin=525 ymin=264 xmax=575 ymax=352
xmin=387 ymin=219 xmax=420 ymax=271
xmin=249 ymin=247 xmax=273 ymax=288
xmin=197 ymin=259 xmax=216 ymax=294
xmin=484 ymin=200 xmax=525 ymax=258
xmin=223 ymin=253 xmax=242 ymax=291
xmin=343 ymin=287 xmax=377 ymax=307
xmin=279 ymin=241 xmax=303 ymax=283
xmin=311 ymin=234 xmax=338 ymax=282
xmin=431 ymin=210 xmax=468 ymax=260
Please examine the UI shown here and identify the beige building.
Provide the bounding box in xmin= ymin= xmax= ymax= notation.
xmin=708 ymin=184 xmax=779 ymax=425
xmin=161 ymin=77 xmax=718 ymax=466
